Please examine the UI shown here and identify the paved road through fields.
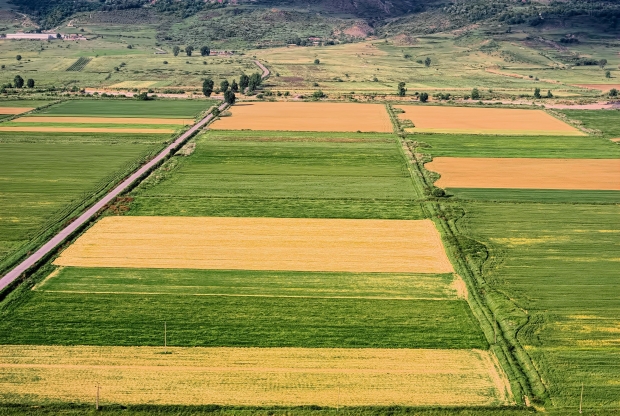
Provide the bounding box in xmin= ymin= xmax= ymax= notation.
xmin=0 ymin=101 xmax=229 ymax=292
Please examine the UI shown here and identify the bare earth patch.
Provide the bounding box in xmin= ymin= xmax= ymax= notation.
xmin=14 ymin=117 xmax=193 ymax=125
xmin=210 ymin=102 xmax=393 ymax=133
xmin=54 ymin=217 xmax=454 ymax=273
xmin=426 ymin=158 xmax=620 ymax=190
xmin=0 ymin=107 xmax=34 ymax=114
xmin=0 ymin=346 xmax=512 ymax=407
xmin=394 ymin=105 xmax=584 ymax=136
xmin=0 ymin=127 xmax=175 ymax=134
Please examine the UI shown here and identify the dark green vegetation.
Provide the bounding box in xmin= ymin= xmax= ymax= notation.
xmin=0 ymin=267 xmax=486 ymax=349
xmin=0 ymin=100 xmax=52 ymax=108
xmin=458 ymin=202 xmax=620 ymax=411
xmin=37 ymin=100 xmax=214 ymax=118
xmin=414 ymin=133 xmax=620 ymax=159
xmin=445 ymin=188 xmax=620 ymax=204
xmin=561 ymin=109 xmax=620 ymax=138
xmin=0 ymin=133 xmax=163 ymax=275
xmin=130 ymin=132 xmax=423 ymax=219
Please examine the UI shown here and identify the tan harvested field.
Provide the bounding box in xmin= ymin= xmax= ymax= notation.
xmin=0 ymin=346 xmax=512 ymax=406
xmin=54 ymin=217 xmax=454 ymax=273
xmin=427 ymin=157 xmax=620 ymax=190
xmin=0 ymin=107 xmax=34 ymax=114
xmin=574 ymin=84 xmax=620 ymax=92
xmin=210 ymin=102 xmax=393 ymax=132
xmin=0 ymin=126 xmax=175 ymax=134
xmin=394 ymin=105 xmax=584 ymax=135
xmin=14 ymin=116 xmax=194 ymax=125
xmin=109 ymin=81 xmax=158 ymax=89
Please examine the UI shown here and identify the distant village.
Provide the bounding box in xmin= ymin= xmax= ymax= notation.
xmin=1 ymin=33 xmax=87 ymax=41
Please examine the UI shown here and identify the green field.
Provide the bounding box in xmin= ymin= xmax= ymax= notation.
xmin=413 ymin=133 xmax=620 ymax=158
xmin=0 ymin=266 xmax=486 ymax=349
xmin=0 ymin=100 xmax=52 ymax=108
xmin=0 ymin=133 xmax=164 ymax=275
xmin=130 ymin=132 xmax=423 ymax=219
xmin=36 ymin=99 xmax=214 ymax=118
xmin=561 ymin=109 xmax=620 ymax=138
xmin=445 ymin=188 xmax=620 ymax=204
xmin=458 ymin=202 xmax=620 ymax=410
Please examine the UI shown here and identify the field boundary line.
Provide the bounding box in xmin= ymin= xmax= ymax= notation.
xmin=0 ymin=101 xmax=229 ymax=294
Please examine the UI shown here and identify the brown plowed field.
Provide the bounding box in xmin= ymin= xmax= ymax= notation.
xmin=427 ymin=158 xmax=620 ymax=190
xmin=0 ymin=107 xmax=34 ymax=114
xmin=0 ymin=346 xmax=511 ymax=406
xmin=54 ymin=217 xmax=454 ymax=273
xmin=210 ymin=102 xmax=393 ymax=132
xmin=14 ymin=117 xmax=193 ymax=125
xmin=394 ymin=105 xmax=584 ymax=135
xmin=0 ymin=127 xmax=175 ymax=134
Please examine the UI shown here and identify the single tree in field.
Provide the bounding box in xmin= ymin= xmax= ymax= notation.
xmin=200 ymin=46 xmax=210 ymax=57
xmin=314 ymin=58 xmax=320 ymax=64
xmin=224 ymin=90 xmax=236 ymax=105
xmin=419 ymin=92 xmax=428 ymax=102
xmin=13 ymin=75 xmax=24 ymax=88
xmin=26 ymin=78 xmax=34 ymax=88
xmin=397 ymin=82 xmax=406 ymax=97
xmin=609 ymin=88 xmax=618 ymax=97
xmin=186 ymin=46 xmax=194 ymax=57
xmin=424 ymin=57 xmax=431 ymax=67
xmin=471 ymin=88 xmax=480 ymax=100
xmin=546 ymin=90 xmax=553 ymax=98
xmin=16 ymin=55 xmax=21 ymax=62
xmin=220 ymin=80 xmax=230 ymax=92
xmin=605 ymin=70 xmax=611 ymax=78
xmin=599 ymin=58 xmax=607 ymax=69
xmin=239 ymin=74 xmax=249 ymax=91
xmin=231 ymin=79 xmax=239 ymax=93
xmin=172 ymin=46 xmax=180 ymax=57
xmin=202 ymin=78 xmax=214 ymax=97
xmin=137 ymin=91 xmax=150 ymax=101
xmin=534 ymin=87 xmax=541 ymax=99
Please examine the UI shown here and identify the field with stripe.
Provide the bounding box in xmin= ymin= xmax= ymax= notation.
xmin=0 ymin=105 xmax=515 ymax=409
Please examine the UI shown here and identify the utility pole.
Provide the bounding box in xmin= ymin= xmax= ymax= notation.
xmin=579 ymin=382 xmax=584 ymax=414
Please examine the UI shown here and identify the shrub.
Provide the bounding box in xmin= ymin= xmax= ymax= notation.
xmin=471 ymin=88 xmax=480 ymax=100
xmin=314 ymin=59 xmax=320 ymax=64
xmin=419 ymin=92 xmax=429 ymax=102
xmin=610 ymin=88 xmax=618 ymax=97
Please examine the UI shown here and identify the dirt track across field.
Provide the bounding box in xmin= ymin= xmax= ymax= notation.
xmin=0 ymin=345 xmax=512 ymax=406
xmin=0 ymin=126 xmax=176 ymax=134
xmin=427 ymin=157 xmax=620 ymax=190
xmin=395 ymin=105 xmax=584 ymax=135
xmin=211 ymin=102 xmax=393 ymax=132
xmin=14 ymin=117 xmax=194 ymax=125
xmin=54 ymin=217 xmax=454 ymax=273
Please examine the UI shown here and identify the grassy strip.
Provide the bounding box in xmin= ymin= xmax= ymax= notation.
xmin=446 ymin=188 xmax=620 ymax=204
xmin=560 ymin=109 xmax=620 ymax=138
xmin=37 ymin=100 xmax=216 ymax=118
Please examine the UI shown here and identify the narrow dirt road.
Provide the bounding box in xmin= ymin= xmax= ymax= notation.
xmin=253 ymin=60 xmax=270 ymax=78
xmin=0 ymin=102 xmax=228 ymax=293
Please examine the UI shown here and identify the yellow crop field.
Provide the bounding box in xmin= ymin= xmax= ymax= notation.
xmin=109 ymin=81 xmax=159 ymax=89
xmin=394 ymin=105 xmax=585 ymax=135
xmin=14 ymin=117 xmax=194 ymax=125
xmin=0 ymin=107 xmax=34 ymax=114
xmin=210 ymin=102 xmax=393 ymax=132
xmin=426 ymin=157 xmax=620 ymax=190
xmin=54 ymin=217 xmax=454 ymax=273
xmin=0 ymin=127 xmax=176 ymax=134
xmin=0 ymin=346 xmax=512 ymax=407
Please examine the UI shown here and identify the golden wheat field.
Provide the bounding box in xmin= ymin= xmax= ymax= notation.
xmin=426 ymin=157 xmax=620 ymax=190
xmin=0 ymin=346 xmax=512 ymax=406
xmin=394 ymin=105 xmax=584 ymax=135
xmin=13 ymin=117 xmax=194 ymax=125
xmin=54 ymin=217 xmax=454 ymax=273
xmin=210 ymin=102 xmax=393 ymax=132
xmin=0 ymin=107 xmax=34 ymax=114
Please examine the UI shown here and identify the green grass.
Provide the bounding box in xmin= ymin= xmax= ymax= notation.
xmin=38 ymin=267 xmax=459 ymax=300
xmin=0 ymin=100 xmax=52 ymax=108
xmin=459 ymin=202 xmax=620 ymax=410
xmin=412 ymin=133 xmax=620 ymax=158
xmin=0 ymin=134 xmax=162 ymax=274
xmin=2 ymin=121 xmax=185 ymax=130
xmin=0 ymin=285 xmax=486 ymax=349
xmin=445 ymin=188 xmax=620 ymax=204
xmin=561 ymin=109 xmax=620 ymax=138
xmin=130 ymin=134 xmax=423 ymax=219
xmin=36 ymin=100 xmax=214 ymax=118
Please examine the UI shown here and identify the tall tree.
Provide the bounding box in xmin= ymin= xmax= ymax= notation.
xmin=419 ymin=92 xmax=428 ymax=102
xmin=534 ymin=87 xmax=541 ymax=99
xmin=220 ymin=80 xmax=230 ymax=92
xmin=471 ymin=88 xmax=480 ymax=100
xmin=26 ymin=78 xmax=35 ymax=88
xmin=202 ymin=78 xmax=214 ymax=97
xmin=172 ymin=46 xmax=180 ymax=57
xmin=13 ymin=75 xmax=24 ymax=88
xmin=397 ymin=82 xmax=406 ymax=97
xmin=424 ymin=57 xmax=431 ymax=67
xmin=231 ymin=79 xmax=239 ymax=93
xmin=185 ymin=46 xmax=194 ymax=57
xmin=224 ymin=90 xmax=236 ymax=105
xmin=200 ymin=46 xmax=210 ymax=57
xmin=599 ymin=58 xmax=608 ymax=69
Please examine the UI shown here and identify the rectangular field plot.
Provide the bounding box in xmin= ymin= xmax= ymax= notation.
xmin=37 ymin=100 xmax=214 ymax=118
xmin=426 ymin=158 xmax=620 ymax=191
xmin=131 ymin=136 xmax=422 ymax=219
xmin=0 ymin=126 xmax=176 ymax=134
xmin=210 ymin=102 xmax=393 ymax=132
xmin=54 ymin=217 xmax=454 ymax=273
xmin=0 ymin=346 xmax=510 ymax=406
xmin=13 ymin=116 xmax=194 ymax=125
xmin=395 ymin=105 xmax=584 ymax=136
xmin=561 ymin=109 xmax=620 ymax=138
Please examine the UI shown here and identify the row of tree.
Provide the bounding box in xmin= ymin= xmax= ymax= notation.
xmin=10 ymin=75 xmax=35 ymax=89
xmin=203 ymin=72 xmax=263 ymax=98
xmin=172 ymin=46 xmax=211 ymax=57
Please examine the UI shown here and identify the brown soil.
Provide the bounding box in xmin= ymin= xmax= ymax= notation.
xmin=211 ymin=102 xmax=393 ymax=133
xmin=14 ymin=117 xmax=193 ymax=125
xmin=54 ymin=217 xmax=454 ymax=273
xmin=0 ymin=107 xmax=34 ymax=114
xmin=426 ymin=157 xmax=620 ymax=190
